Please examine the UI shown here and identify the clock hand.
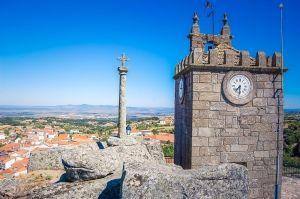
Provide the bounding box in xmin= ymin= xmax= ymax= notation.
xmin=235 ymin=85 xmax=241 ymax=95
xmin=233 ymin=86 xmax=239 ymax=92
xmin=238 ymin=85 xmax=241 ymax=95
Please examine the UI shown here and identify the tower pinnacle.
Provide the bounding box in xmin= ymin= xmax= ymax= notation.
xmin=188 ymin=12 xmax=203 ymax=51
xmin=190 ymin=12 xmax=200 ymax=35
xmin=221 ymin=13 xmax=231 ymax=36
xmin=193 ymin=12 xmax=199 ymax=24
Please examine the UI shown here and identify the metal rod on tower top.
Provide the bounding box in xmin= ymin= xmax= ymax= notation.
xmin=275 ymin=2 xmax=284 ymax=199
xmin=279 ymin=2 xmax=284 ymax=84
xmin=205 ymin=0 xmax=215 ymax=42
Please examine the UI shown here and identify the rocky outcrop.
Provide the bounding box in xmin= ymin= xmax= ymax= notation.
xmin=62 ymin=149 xmax=119 ymax=182
xmin=28 ymin=148 xmax=65 ymax=171
xmin=123 ymin=162 xmax=248 ymax=199
xmin=107 ymin=136 xmax=137 ymax=146
xmin=28 ymin=142 xmax=102 ymax=171
xmin=4 ymin=137 xmax=249 ymax=199
xmin=0 ymin=171 xmax=123 ymax=199
xmin=143 ymin=139 xmax=166 ymax=165
xmin=0 ymin=177 xmax=22 ymax=199
xmin=62 ymin=139 xmax=165 ymax=182
xmin=20 ymin=162 xmax=248 ymax=199
xmin=29 ymin=171 xmax=124 ymax=199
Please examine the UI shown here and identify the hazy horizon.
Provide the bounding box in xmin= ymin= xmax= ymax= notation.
xmin=0 ymin=104 xmax=174 ymax=109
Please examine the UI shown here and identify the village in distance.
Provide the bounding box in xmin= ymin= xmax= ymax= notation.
xmin=0 ymin=105 xmax=175 ymax=178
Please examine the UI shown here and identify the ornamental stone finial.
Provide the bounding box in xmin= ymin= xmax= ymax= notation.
xmin=190 ymin=12 xmax=200 ymax=35
xmin=221 ymin=13 xmax=231 ymax=36
xmin=193 ymin=12 xmax=199 ymax=23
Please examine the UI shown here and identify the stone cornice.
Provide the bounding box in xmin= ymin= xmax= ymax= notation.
xmin=173 ymin=64 xmax=287 ymax=79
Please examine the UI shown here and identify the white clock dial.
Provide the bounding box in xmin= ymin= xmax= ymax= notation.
xmin=178 ymin=78 xmax=184 ymax=103
xmin=228 ymin=74 xmax=252 ymax=99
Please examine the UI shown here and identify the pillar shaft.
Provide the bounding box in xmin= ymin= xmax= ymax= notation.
xmin=118 ymin=67 xmax=128 ymax=138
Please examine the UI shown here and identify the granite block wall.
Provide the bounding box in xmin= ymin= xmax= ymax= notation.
xmin=189 ymin=71 xmax=283 ymax=199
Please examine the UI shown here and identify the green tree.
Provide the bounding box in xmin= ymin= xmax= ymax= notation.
xmin=35 ymin=124 xmax=45 ymax=129
xmin=4 ymin=129 xmax=10 ymax=136
xmin=283 ymin=119 xmax=300 ymax=168
xmin=162 ymin=143 xmax=174 ymax=157
xmin=152 ymin=129 xmax=159 ymax=135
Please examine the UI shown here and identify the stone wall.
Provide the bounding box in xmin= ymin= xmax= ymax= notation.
xmin=188 ymin=70 xmax=283 ymax=199
xmin=174 ymin=71 xmax=193 ymax=169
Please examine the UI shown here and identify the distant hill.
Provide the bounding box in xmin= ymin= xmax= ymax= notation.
xmin=285 ymin=109 xmax=300 ymax=114
xmin=0 ymin=105 xmax=173 ymax=118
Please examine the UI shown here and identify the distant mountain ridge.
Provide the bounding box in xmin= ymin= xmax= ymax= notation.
xmin=285 ymin=109 xmax=300 ymax=114
xmin=0 ymin=105 xmax=174 ymax=118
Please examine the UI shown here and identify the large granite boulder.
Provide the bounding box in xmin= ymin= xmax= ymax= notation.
xmin=7 ymin=162 xmax=248 ymax=199
xmin=62 ymin=148 xmax=119 ymax=182
xmin=123 ymin=162 xmax=248 ymax=199
xmin=30 ymin=171 xmax=124 ymax=199
xmin=28 ymin=142 xmax=100 ymax=171
xmin=28 ymin=148 xmax=65 ymax=171
xmin=0 ymin=177 xmax=22 ymax=199
xmin=142 ymin=139 xmax=165 ymax=165
xmin=0 ymin=170 xmax=124 ymax=199
xmin=61 ymin=140 xmax=165 ymax=182
xmin=107 ymin=136 xmax=137 ymax=146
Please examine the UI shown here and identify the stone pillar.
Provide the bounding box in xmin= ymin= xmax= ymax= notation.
xmin=118 ymin=66 xmax=128 ymax=138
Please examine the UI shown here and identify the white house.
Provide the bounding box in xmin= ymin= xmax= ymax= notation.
xmin=14 ymin=167 xmax=27 ymax=177
xmin=37 ymin=131 xmax=45 ymax=141
xmin=0 ymin=157 xmax=16 ymax=170
xmin=47 ymin=134 xmax=55 ymax=139
xmin=159 ymin=120 xmax=166 ymax=125
xmin=0 ymin=133 xmax=5 ymax=140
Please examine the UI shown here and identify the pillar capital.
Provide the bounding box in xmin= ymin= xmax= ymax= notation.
xmin=118 ymin=66 xmax=128 ymax=74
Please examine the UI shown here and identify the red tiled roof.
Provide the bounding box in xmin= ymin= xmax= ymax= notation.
xmin=73 ymin=134 xmax=88 ymax=139
xmin=15 ymin=149 xmax=28 ymax=156
xmin=144 ymin=133 xmax=174 ymax=143
xmin=0 ymin=168 xmax=13 ymax=175
xmin=11 ymin=158 xmax=29 ymax=173
xmin=72 ymin=134 xmax=89 ymax=143
xmin=58 ymin=134 xmax=69 ymax=140
xmin=0 ymin=143 xmax=20 ymax=152
xmin=11 ymin=158 xmax=29 ymax=169
xmin=0 ymin=155 xmax=11 ymax=163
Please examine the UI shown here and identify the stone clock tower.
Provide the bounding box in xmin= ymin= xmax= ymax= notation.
xmin=174 ymin=13 xmax=286 ymax=198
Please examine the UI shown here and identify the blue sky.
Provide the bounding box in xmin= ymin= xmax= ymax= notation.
xmin=0 ymin=0 xmax=299 ymax=108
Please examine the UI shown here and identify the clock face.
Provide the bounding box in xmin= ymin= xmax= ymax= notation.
xmin=228 ymin=74 xmax=252 ymax=99
xmin=178 ymin=78 xmax=184 ymax=103
xmin=222 ymin=71 xmax=255 ymax=105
